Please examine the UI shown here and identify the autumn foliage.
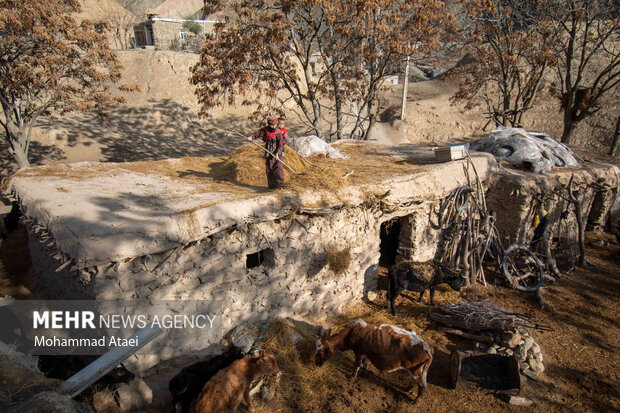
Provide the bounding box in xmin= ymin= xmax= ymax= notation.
xmin=191 ymin=0 xmax=455 ymax=140
xmin=453 ymin=0 xmax=619 ymax=146
xmin=0 ymin=0 xmax=125 ymax=168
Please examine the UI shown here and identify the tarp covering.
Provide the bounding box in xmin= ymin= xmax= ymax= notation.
xmin=471 ymin=126 xmax=580 ymax=175
xmin=295 ymin=135 xmax=347 ymax=159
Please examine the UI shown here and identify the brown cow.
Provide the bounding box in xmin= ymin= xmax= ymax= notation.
xmin=190 ymin=352 xmax=280 ymax=413
xmin=315 ymin=319 xmax=433 ymax=402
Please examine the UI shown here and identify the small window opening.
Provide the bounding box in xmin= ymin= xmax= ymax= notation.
xmin=246 ymin=248 xmax=274 ymax=269
xmin=179 ymin=30 xmax=187 ymax=40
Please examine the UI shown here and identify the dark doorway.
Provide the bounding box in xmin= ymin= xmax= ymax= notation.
xmin=378 ymin=217 xmax=402 ymax=290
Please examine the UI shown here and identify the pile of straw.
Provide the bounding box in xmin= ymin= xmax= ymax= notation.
xmin=210 ymin=144 xmax=347 ymax=191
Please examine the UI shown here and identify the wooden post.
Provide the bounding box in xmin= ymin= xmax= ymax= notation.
xmin=60 ymin=325 xmax=163 ymax=398
xmin=400 ymin=55 xmax=410 ymax=121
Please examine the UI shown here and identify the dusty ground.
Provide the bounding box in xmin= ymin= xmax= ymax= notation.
xmin=2 ymin=227 xmax=617 ymax=412
xmin=248 ymin=231 xmax=620 ymax=413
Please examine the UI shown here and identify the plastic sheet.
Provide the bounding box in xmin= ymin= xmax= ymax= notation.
xmin=294 ymin=135 xmax=347 ymax=159
xmin=471 ymin=126 xmax=580 ymax=175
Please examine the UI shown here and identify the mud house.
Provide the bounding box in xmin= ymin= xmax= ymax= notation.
xmin=133 ymin=14 xmax=218 ymax=49
xmin=5 ymin=141 xmax=618 ymax=373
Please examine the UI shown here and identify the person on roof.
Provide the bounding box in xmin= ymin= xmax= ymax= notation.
xmin=247 ymin=116 xmax=286 ymax=189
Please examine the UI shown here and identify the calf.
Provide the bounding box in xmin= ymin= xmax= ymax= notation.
xmin=315 ymin=319 xmax=433 ymax=403
xmin=169 ymin=347 xmax=244 ymax=413
xmin=191 ymin=352 xmax=280 ymax=413
xmin=388 ymin=261 xmax=462 ymax=316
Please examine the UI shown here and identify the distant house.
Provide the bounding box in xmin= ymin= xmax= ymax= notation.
xmin=133 ymin=14 xmax=218 ymax=50
xmin=133 ymin=0 xmax=221 ymax=50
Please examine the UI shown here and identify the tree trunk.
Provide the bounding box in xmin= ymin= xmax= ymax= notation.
xmin=574 ymin=199 xmax=587 ymax=267
xmin=1 ymin=98 xmax=31 ymax=168
xmin=609 ymin=115 xmax=620 ymax=156
xmin=9 ymin=138 xmax=30 ymax=168
xmin=561 ymin=113 xmax=577 ymax=145
xmin=332 ymin=74 xmax=343 ymax=141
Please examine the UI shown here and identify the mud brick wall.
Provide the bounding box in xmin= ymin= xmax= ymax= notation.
xmin=486 ymin=166 xmax=618 ymax=250
xmin=27 ymin=207 xmax=388 ymax=332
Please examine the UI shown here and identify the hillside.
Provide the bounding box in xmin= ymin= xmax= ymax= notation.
xmin=0 ymin=48 xmax=617 ymax=183
xmin=76 ymin=0 xmax=135 ymax=20
xmin=114 ymin=0 xmax=165 ymax=18
xmin=149 ymin=0 xmax=204 ymax=19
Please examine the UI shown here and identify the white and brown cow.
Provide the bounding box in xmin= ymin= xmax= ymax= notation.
xmin=315 ymin=319 xmax=433 ymax=402
xmin=190 ymin=352 xmax=280 ymax=413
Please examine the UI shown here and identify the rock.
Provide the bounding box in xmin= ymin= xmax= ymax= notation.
xmin=228 ymin=324 xmax=260 ymax=354
xmin=534 ymin=362 xmax=545 ymax=373
xmin=516 ymin=345 xmax=528 ymax=361
xmin=522 ymin=336 xmax=535 ymax=354
xmin=534 ymin=352 xmax=543 ymax=363
xmin=519 ymin=362 xmax=530 ymax=372
xmin=508 ymin=396 xmax=534 ymax=407
xmin=523 ymin=369 xmax=542 ymax=382
xmin=502 ymin=331 xmax=522 ymax=349
xmin=531 ymin=342 xmax=541 ymax=354
xmin=366 ymin=291 xmax=378 ymax=302
xmin=487 ymin=346 xmax=497 ymax=354
xmin=528 ymin=358 xmax=545 ymax=373
xmin=505 ymin=349 xmax=514 ymax=356
xmin=116 ymin=378 xmax=152 ymax=412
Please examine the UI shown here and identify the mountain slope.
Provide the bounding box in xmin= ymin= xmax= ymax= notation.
xmin=114 ymin=0 xmax=165 ymax=18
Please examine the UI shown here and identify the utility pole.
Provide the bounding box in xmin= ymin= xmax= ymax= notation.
xmin=400 ymin=54 xmax=410 ymax=120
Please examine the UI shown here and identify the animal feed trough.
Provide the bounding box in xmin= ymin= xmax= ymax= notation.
xmin=451 ymin=350 xmax=521 ymax=395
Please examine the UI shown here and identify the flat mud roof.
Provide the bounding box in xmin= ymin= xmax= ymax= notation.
xmin=7 ymin=143 xmax=497 ymax=266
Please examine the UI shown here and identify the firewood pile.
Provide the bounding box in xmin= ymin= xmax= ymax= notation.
xmin=432 ymin=301 xmax=550 ymax=377
xmin=430 ymin=301 xmax=550 ymax=333
xmin=433 ymin=156 xmax=504 ymax=288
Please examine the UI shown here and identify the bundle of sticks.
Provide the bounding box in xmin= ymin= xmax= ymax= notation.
xmin=433 ymin=155 xmax=503 ymax=287
xmin=430 ymin=301 xmax=553 ymax=334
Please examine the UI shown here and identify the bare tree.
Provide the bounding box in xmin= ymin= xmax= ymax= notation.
xmin=547 ymin=0 xmax=620 ymax=144
xmin=610 ymin=115 xmax=620 ymax=156
xmin=452 ymin=0 xmax=555 ymax=128
xmin=108 ymin=11 xmax=138 ymax=51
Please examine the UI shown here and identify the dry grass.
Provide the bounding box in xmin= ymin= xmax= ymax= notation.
xmin=326 ymin=247 xmax=351 ymax=276
xmin=6 ymin=143 xmax=426 ymax=212
xmin=254 ymin=299 xmax=452 ymax=412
